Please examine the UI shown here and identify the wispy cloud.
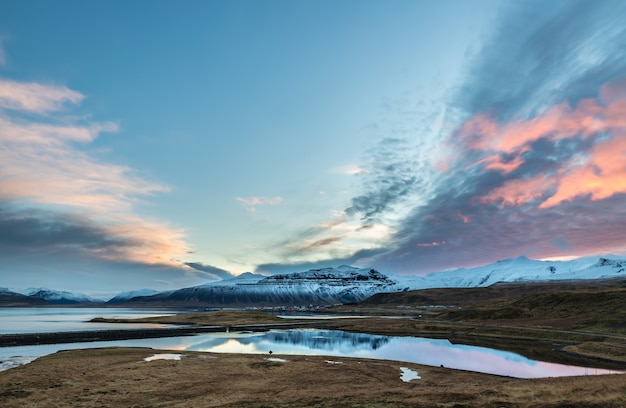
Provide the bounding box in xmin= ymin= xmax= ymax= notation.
xmin=332 ymin=164 xmax=366 ymax=175
xmin=0 ymin=79 xmax=85 ymax=113
xmin=236 ymin=196 xmax=283 ymax=213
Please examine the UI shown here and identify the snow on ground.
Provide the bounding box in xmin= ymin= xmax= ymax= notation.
xmin=143 ymin=353 xmax=184 ymax=362
xmin=0 ymin=356 xmax=38 ymax=372
xmin=266 ymin=357 xmax=288 ymax=363
xmin=400 ymin=367 xmax=421 ymax=382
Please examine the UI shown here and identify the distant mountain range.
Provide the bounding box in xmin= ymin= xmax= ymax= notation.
xmin=1 ymin=256 xmax=625 ymax=307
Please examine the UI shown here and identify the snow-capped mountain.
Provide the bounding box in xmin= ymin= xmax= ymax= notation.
xmin=21 ymin=288 xmax=104 ymax=304
xmin=0 ymin=287 xmax=51 ymax=306
xmin=6 ymin=256 xmax=625 ymax=308
xmin=392 ymin=255 xmax=626 ymax=289
xmin=124 ymin=266 xmax=398 ymax=307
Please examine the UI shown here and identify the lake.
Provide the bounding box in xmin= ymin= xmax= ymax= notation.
xmin=0 ymin=307 xmax=183 ymax=334
xmin=0 ymin=308 xmax=623 ymax=378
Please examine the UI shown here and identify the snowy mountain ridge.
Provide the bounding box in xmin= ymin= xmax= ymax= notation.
xmin=391 ymin=255 xmax=626 ymax=289
xmin=20 ymin=288 xmax=105 ymax=304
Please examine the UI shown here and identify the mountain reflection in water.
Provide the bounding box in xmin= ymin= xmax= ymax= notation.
xmin=267 ymin=330 xmax=389 ymax=351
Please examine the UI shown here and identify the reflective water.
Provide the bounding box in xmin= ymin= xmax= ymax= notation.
xmin=0 ymin=328 xmax=622 ymax=378
xmin=0 ymin=307 xmax=183 ymax=334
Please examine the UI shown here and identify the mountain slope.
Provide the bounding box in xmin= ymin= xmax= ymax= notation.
xmin=124 ymin=266 xmax=398 ymax=307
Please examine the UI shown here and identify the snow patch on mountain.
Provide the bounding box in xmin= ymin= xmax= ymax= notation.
xmin=199 ymin=272 xmax=266 ymax=286
xmin=107 ymin=289 xmax=161 ymax=303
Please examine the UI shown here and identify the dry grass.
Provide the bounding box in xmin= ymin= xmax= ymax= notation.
xmin=1 ymin=347 xmax=625 ymax=407
xmin=91 ymin=310 xmax=288 ymax=326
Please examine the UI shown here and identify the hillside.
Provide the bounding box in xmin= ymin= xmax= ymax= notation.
xmin=360 ymin=277 xmax=626 ymax=334
xmin=122 ymin=266 xmax=397 ymax=307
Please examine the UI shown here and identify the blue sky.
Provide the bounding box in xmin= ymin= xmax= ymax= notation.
xmin=2 ymin=0 xmax=626 ymax=295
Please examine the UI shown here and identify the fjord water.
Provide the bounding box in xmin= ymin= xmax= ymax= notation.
xmin=0 ymin=309 xmax=622 ymax=378
xmin=0 ymin=307 xmax=181 ymax=334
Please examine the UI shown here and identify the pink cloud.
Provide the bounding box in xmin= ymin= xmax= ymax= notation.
xmin=480 ymin=176 xmax=557 ymax=207
xmin=540 ymin=133 xmax=626 ymax=208
xmin=456 ymin=79 xmax=626 ymax=208
xmin=103 ymin=217 xmax=190 ymax=267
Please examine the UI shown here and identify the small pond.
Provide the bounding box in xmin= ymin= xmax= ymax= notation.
xmin=1 ymin=329 xmax=622 ymax=378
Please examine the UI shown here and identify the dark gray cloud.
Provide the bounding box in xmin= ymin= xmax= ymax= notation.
xmin=185 ymin=262 xmax=235 ymax=280
xmin=345 ymin=138 xmax=419 ymax=224
xmin=255 ymin=247 xmax=383 ymax=275
xmin=0 ymin=205 xmax=210 ymax=293
xmin=0 ymin=205 xmax=131 ymax=253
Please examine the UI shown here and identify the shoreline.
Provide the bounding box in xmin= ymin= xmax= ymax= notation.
xmin=0 ymin=321 xmax=323 ymax=348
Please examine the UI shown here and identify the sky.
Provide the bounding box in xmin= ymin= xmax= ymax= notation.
xmin=1 ymin=0 xmax=626 ymax=295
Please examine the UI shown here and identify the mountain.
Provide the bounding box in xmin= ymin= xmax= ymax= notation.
xmin=0 ymin=287 xmax=50 ymax=307
xmin=123 ymin=266 xmax=398 ymax=307
xmin=22 ymin=288 xmax=105 ymax=305
xmin=391 ymin=255 xmax=626 ymax=289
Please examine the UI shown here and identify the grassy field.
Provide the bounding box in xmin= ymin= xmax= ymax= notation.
xmin=1 ymin=347 xmax=625 ymax=407
xmin=91 ymin=309 xmax=288 ymax=326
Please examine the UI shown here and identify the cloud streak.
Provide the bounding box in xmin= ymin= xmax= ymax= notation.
xmin=185 ymin=262 xmax=235 ymax=280
xmin=236 ymin=196 xmax=283 ymax=213
xmin=0 ymin=80 xmax=85 ymax=113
